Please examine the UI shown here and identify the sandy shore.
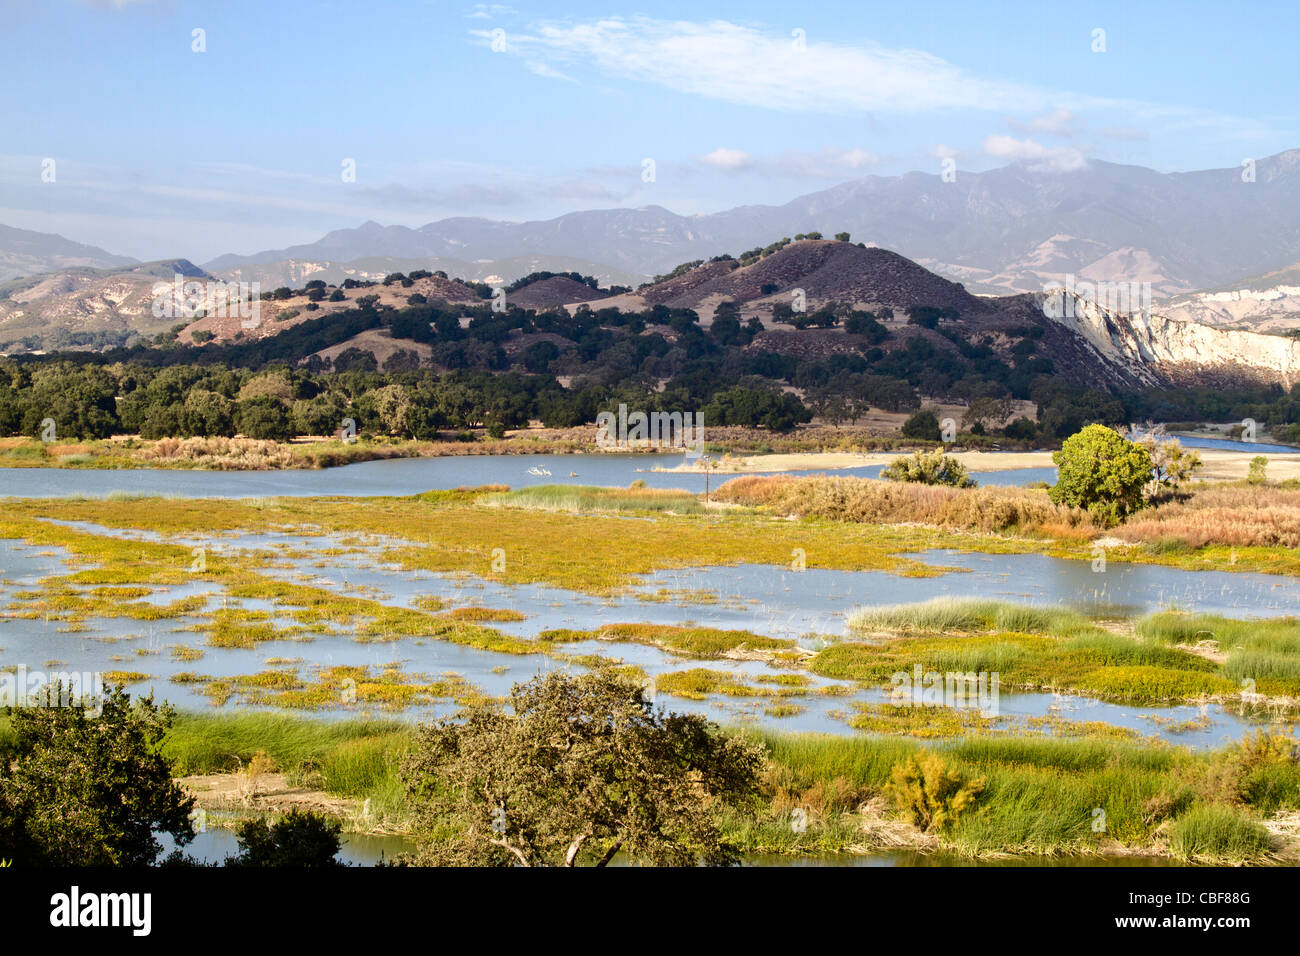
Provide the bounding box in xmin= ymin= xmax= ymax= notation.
xmin=656 ymin=448 xmax=1300 ymax=482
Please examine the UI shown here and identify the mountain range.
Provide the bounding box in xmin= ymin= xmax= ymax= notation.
xmin=6 ymin=150 xmax=1300 ymax=303
xmin=198 ymin=149 xmax=1300 ymax=297
xmin=0 ymin=224 xmax=136 ymax=283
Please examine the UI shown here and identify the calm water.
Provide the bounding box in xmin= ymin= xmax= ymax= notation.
xmin=2 ymin=530 xmax=1291 ymax=747
xmin=1172 ymin=434 xmax=1299 ymax=453
xmin=169 ymin=828 xmax=1185 ymax=867
xmin=0 ymin=453 xmax=1052 ymax=498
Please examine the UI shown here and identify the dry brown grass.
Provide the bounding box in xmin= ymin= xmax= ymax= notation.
xmin=141 ymin=436 xmax=297 ymax=469
xmin=713 ymin=474 xmax=1096 ymax=537
xmin=1115 ymin=484 xmax=1300 ymax=549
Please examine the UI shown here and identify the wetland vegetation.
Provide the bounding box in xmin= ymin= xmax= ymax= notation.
xmin=4 ymin=446 xmax=1300 ymax=865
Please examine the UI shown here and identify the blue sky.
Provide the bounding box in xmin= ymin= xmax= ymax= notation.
xmin=1 ymin=0 xmax=1296 ymax=262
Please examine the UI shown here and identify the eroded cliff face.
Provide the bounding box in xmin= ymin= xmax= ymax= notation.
xmin=1040 ymin=290 xmax=1300 ymax=388
xmin=1162 ymin=284 xmax=1300 ymax=333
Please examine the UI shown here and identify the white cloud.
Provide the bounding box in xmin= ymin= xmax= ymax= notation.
xmin=467 ymin=17 xmax=1185 ymax=117
xmin=471 ymin=17 xmax=1060 ymax=114
xmin=467 ymin=15 xmax=1276 ymax=150
xmin=983 ymin=135 xmax=1087 ymax=171
xmin=697 ymin=146 xmax=880 ymax=178
xmin=466 ymin=4 xmax=517 ymax=20
xmin=524 ymin=60 xmax=576 ymax=82
xmin=1011 ymin=109 xmax=1077 ymax=137
xmin=698 ymin=148 xmax=753 ymax=171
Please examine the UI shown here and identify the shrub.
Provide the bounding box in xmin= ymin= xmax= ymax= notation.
xmin=226 ymin=809 xmax=343 ymax=867
xmin=1248 ymin=455 xmax=1268 ymax=485
xmin=880 ymin=447 xmax=975 ymax=487
xmin=399 ymin=670 xmax=764 ymax=866
xmin=885 ymin=752 xmax=984 ymax=832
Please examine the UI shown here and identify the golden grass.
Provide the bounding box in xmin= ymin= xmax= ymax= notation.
xmin=713 ymin=474 xmax=1096 ymax=538
xmin=1115 ymin=484 xmax=1300 ymax=549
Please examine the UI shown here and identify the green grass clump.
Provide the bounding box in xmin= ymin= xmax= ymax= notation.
xmin=655 ymin=668 xmax=807 ymax=701
xmin=315 ymin=731 xmax=412 ymax=814
xmin=597 ymin=623 xmax=794 ymax=659
xmin=847 ymin=597 xmax=1090 ymax=638
xmin=848 ymin=597 xmax=1006 ymax=635
xmin=1073 ymin=665 xmax=1237 ymax=702
xmin=1167 ymin=804 xmax=1273 ymax=863
xmin=162 ymin=712 xmax=407 ymax=776
xmin=1062 ymin=631 xmax=1214 ymax=670
xmin=491 ymin=484 xmax=704 ymax=514
xmin=1223 ymin=649 xmax=1300 ymax=693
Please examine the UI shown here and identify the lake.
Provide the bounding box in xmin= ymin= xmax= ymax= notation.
xmin=0 ymin=452 xmax=1053 ymax=498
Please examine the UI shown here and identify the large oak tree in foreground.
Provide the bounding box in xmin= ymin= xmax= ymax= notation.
xmin=400 ymin=670 xmax=764 ymax=866
xmin=0 ymin=686 xmax=195 ymax=866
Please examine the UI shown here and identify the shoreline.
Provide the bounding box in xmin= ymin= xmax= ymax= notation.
xmin=3 ymin=433 xmax=1300 ymax=483
xmin=657 ymin=447 xmax=1300 ymax=482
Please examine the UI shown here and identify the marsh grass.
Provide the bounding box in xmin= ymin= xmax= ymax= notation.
xmin=656 ymin=668 xmax=809 ymax=701
xmin=1167 ymin=804 xmax=1273 ymax=862
xmin=820 ymin=599 xmax=1267 ymax=705
xmin=714 ymin=474 xmax=1095 ymax=537
xmin=1117 ymin=484 xmax=1300 ymax=550
xmin=847 ymin=597 xmax=1089 ymax=638
xmin=0 ymin=711 xmax=1240 ymax=859
xmin=1138 ymin=612 xmax=1300 ymax=695
xmin=753 ymin=729 xmax=1284 ymax=860
xmin=491 ymin=483 xmax=705 ymax=514
xmin=0 ymin=492 xmax=979 ymax=599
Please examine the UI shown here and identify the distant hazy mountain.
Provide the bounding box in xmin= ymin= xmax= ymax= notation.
xmin=206 ymin=150 xmax=1300 ymax=296
xmin=0 ymin=224 xmax=137 ymax=282
xmin=211 ymin=253 xmax=643 ymax=291
xmin=0 ymin=259 xmax=210 ymax=351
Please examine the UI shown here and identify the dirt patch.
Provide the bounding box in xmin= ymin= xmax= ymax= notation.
xmin=180 ymin=772 xmax=359 ymax=820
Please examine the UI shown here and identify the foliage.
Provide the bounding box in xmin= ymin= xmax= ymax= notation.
xmin=1138 ymin=433 xmax=1202 ymax=497
xmin=702 ymin=386 xmax=811 ymax=431
xmin=0 ymin=686 xmax=194 ymax=866
xmin=1248 ymin=455 xmax=1269 ymax=484
xmin=900 ymin=409 xmax=941 ymax=441
xmin=1049 ymin=425 xmax=1153 ymax=525
xmin=225 ymin=809 xmax=344 ymax=867
xmin=880 ymin=447 xmax=975 ymax=487
xmin=885 ymin=752 xmax=984 ymax=832
xmin=399 ymin=669 xmax=763 ymax=866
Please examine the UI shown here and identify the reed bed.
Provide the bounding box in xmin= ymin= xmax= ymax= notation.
xmin=141 ymin=436 xmax=298 ymax=470
xmin=1115 ymin=484 xmax=1300 ymax=549
xmin=714 ymin=474 xmax=1095 ymax=537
